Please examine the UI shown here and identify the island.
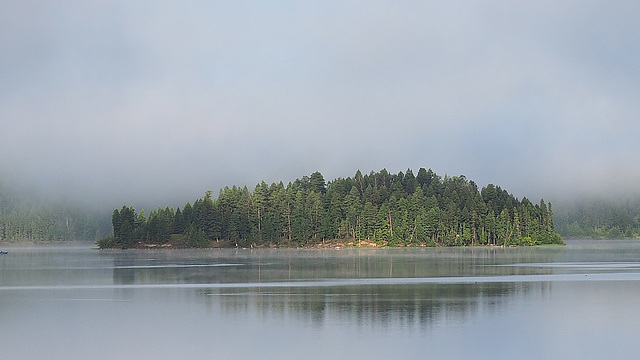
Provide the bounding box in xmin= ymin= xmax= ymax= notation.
xmin=98 ymin=168 xmax=564 ymax=249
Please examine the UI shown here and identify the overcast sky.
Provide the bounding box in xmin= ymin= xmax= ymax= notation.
xmin=2 ymin=1 xmax=639 ymax=208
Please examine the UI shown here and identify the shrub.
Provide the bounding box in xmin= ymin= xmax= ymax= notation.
xmin=96 ymin=236 xmax=115 ymax=249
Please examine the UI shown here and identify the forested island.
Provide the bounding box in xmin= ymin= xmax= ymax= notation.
xmin=98 ymin=168 xmax=563 ymax=249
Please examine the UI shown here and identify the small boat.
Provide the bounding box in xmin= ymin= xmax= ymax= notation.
xmin=0 ymin=251 xmax=7 ymax=255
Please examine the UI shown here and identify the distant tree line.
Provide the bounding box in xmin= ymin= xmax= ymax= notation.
xmin=99 ymin=168 xmax=563 ymax=249
xmin=554 ymin=198 xmax=640 ymax=239
xmin=0 ymin=180 xmax=109 ymax=243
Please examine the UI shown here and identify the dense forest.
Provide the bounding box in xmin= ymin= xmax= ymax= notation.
xmin=98 ymin=168 xmax=563 ymax=249
xmin=5 ymin=168 xmax=639 ymax=246
xmin=554 ymin=198 xmax=640 ymax=239
xmin=0 ymin=179 xmax=109 ymax=243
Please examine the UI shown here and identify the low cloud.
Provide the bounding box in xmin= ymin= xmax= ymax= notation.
xmin=2 ymin=1 xmax=639 ymax=209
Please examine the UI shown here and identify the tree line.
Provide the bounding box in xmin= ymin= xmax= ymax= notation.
xmin=554 ymin=198 xmax=640 ymax=239
xmin=0 ymin=180 xmax=110 ymax=243
xmin=99 ymin=168 xmax=563 ymax=249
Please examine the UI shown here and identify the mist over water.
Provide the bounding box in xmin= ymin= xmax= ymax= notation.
xmin=2 ymin=240 xmax=640 ymax=359
xmin=3 ymin=2 xmax=640 ymax=356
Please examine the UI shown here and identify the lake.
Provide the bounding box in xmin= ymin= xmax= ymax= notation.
xmin=2 ymin=240 xmax=640 ymax=359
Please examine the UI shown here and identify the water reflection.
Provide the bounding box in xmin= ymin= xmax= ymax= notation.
xmin=206 ymin=281 xmax=549 ymax=330
xmin=107 ymin=246 xmax=565 ymax=285
xmin=100 ymin=245 xmax=567 ymax=330
xmin=5 ymin=241 xmax=640 ymax=360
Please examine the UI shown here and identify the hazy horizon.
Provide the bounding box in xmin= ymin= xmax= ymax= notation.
xmin=3 ymin=1 xmax=639 ymax=210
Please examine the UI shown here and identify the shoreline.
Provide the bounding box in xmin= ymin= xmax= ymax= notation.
xmin=105 ymin=238 xmax=563 ymax=250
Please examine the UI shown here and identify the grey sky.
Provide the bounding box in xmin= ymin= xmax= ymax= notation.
xmin=2 ymin=1 xmax=639 ymax=208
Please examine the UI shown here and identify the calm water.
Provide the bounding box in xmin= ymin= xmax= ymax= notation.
xmin=2 ymin=240 xmax=640 ymax=359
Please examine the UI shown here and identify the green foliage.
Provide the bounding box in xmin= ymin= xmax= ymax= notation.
xmin=521 ymin=237 xmax=535 ymax=246
xmin=186 ymin=223 xmax=208 ymax=248
xmin=0 ymin=179 xmax=110 ymax=243
xmin=99 ymin=168 xmax=564 ymax=248
xmin=96 ymin=236 xmax=115 ymax=248
xmin=112 ymin=206 xmax=136 ymax=248
xmin=554 ymin=198 xmax=640 ymax=239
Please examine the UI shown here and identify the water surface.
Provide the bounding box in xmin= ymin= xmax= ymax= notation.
xmin=1 ymin=240 xmax=639 ymax=359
